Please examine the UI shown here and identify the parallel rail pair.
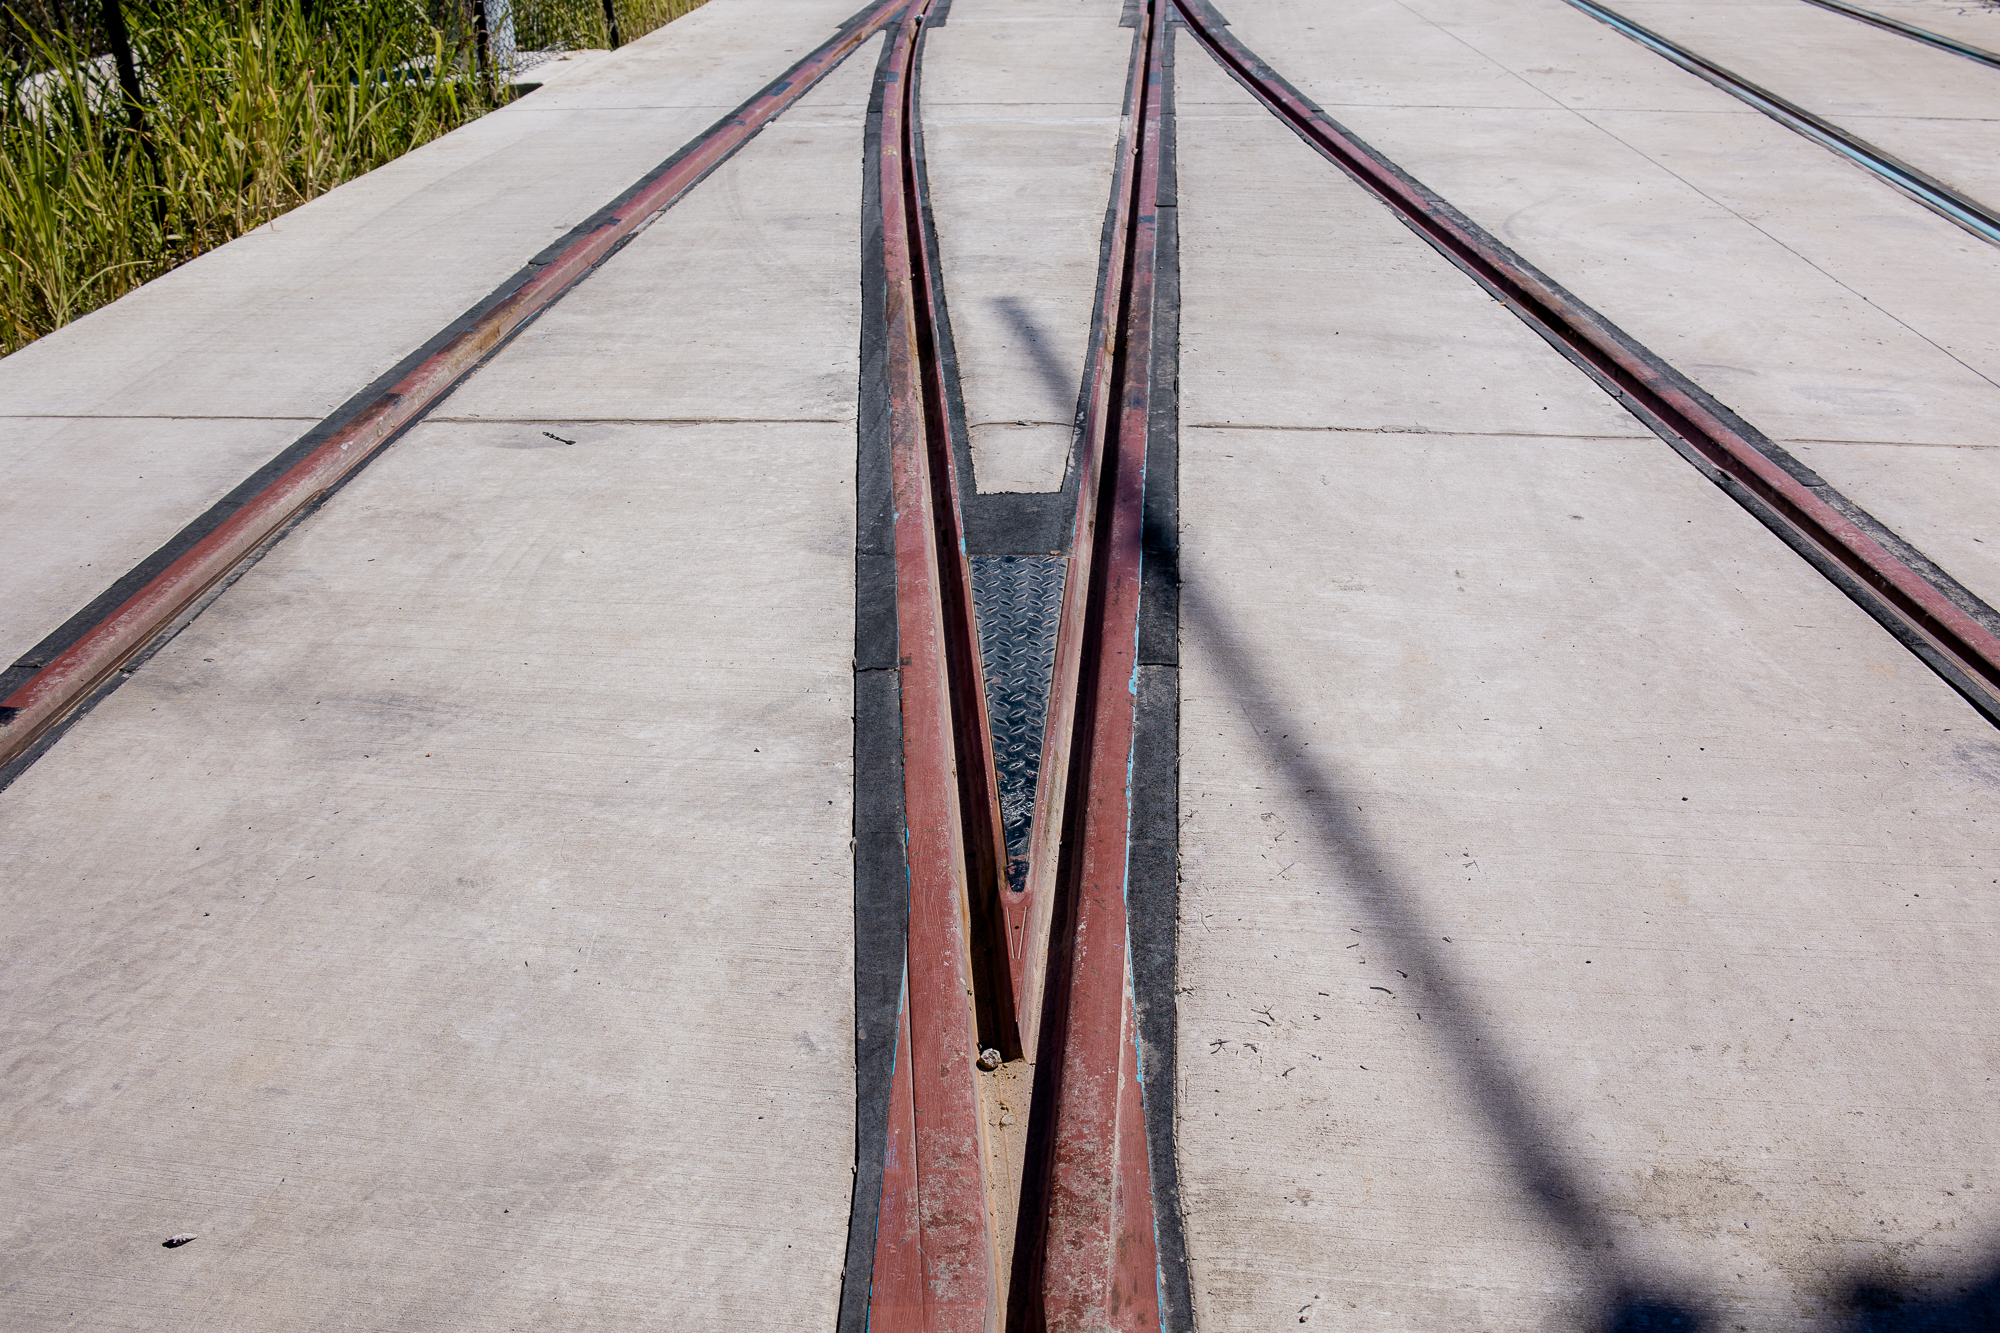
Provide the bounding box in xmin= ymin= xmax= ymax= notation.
xmin=867 ymin=0 xmax=1165 ymax=1324
xmin=870 ymin=0 xmax=2000 ymax=1326
xmin=5 ymin=2 xmax=2000 ymax=1330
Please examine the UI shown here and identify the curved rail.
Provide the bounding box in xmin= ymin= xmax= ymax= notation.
xmin=0 ymin=0 xmax=909 ymax=773
xmin=867 ymin=2 xmax=1009 ymax=1326
xmin=865 ymin=1 xmax=1170 ymax=1328
xmin=1561 ymin=0 xmax=2000 ymax=248
xmin=1797 ymin=0 xmax=2000 ymax=70
xmin=1172 ymin=0 xmax=2000 ymax=726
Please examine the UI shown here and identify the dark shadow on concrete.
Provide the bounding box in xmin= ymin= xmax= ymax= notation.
xmin=1604 ymin=1295 xmax=1705 ymax=1332
xmin=1183 ymin=576 xmax=2000 ymax=1329
xmin=992 ymin=294 xmax=1084 ymax=425
xmin=1178 ymin=582 xmax=1707 ymax=1333
xmin=1850 ymin=1268 xmax=2000 ymax=1332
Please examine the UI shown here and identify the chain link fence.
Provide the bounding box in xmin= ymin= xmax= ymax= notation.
xmin=4 ymin=0 xmax=705 ymax=81
xmin=1 ymin=0 xmax=708 ymax=350
xmin=461 ymin=0 xmax=704 ymax=81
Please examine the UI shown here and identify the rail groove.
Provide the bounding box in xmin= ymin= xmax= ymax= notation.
xmin=1173 ymin=0 xmax=2000 ymax=726
xmin=866 ymin=0 xmax=1168 ymax=1328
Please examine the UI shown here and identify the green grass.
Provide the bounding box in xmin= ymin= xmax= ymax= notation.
xmin=0 ymin=0 xmax=705 ymax=355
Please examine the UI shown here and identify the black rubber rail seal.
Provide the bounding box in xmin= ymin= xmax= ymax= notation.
xmin=1797 ymin=0 xmax=2000 ymax=70
xmin=1173 ymin=0 xmax=2000 ymax=729
xmin=1561 ymin=0 xmax=2000 ymax=247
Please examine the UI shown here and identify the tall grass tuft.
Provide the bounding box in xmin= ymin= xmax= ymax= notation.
xmin=0 ymin=0 xmax=494 ymax=353
xmin=1 ymin=0 xmax=706 ymax=355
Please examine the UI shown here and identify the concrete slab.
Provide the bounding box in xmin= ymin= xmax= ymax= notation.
xmin=0 ymin=0 xmax=871 ymax=670
xmin=1215 ymin=0 xmax=2000 ymax=612
xmin=919 ymin=0 xmax=1131 ymax=493
xmin=1167 ymin=106 xmax=1639 ymax=439
xmin=1173 ymin=44 xmax=2000 ymax=1331
xmin=1789 ymin=438 xmax=2000 ymax=604
xmin=511 ymin=47 xmax=614 ymax=91
xmin=436 ymin=93 xmax=870 ymax=423
xmin=0 ymin=39 xmax=873 ymax=1332
xmin=0 ymin=416 xmax=311 ymax=667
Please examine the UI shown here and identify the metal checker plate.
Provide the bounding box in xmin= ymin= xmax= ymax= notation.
xmin=969 ymin=554 xmax=1067 ymax=893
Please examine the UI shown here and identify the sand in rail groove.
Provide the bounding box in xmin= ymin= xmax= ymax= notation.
xmin=1170 ymin=32 xmax=2000 ymax=1332
xmin=1212 ymin=0 xmax=2000 ymax=616
xmin=0 ymin=37 xmax=880 ymax=1333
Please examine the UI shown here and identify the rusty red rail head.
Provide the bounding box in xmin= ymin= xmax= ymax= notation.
xmin=869 ymin=4 xmax=1005 ymax=1330
xmin=1009 ymin=0 xmax=1160 ymax=1067
xmin=1031 ymin=1 xmax=1169 ymax=1328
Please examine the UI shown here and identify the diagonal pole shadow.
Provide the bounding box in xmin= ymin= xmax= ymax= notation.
xmin=992 ymin=295 xmax=1084 ymax=424
xmin=1177 ymin=578 xmax=1708 ymax=1333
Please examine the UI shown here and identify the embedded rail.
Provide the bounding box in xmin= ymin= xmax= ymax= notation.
xmin=863 ymin=0 xmax=1168 ymax=1327
xmin=6 ymin=4 xmax=2000 ymax=1331
xmin=1175 ymin=0 xmax=2000 ymax=731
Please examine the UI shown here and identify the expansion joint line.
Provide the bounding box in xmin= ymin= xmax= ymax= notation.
xmin=0 ymin=0 xmax=910 ymax=779
xmin=866 ymin=1 xmax=1169 ymax=1329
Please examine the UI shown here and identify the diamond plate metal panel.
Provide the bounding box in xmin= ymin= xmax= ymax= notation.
xmin=970 ymin=554 xmax=1067 ymax=894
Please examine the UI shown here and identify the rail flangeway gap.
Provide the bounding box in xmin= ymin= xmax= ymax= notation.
xmin=864 ymin=0 xmax=1165 ymax=1327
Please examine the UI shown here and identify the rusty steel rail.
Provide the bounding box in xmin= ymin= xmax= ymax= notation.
xmin=866 ymin=0 xmax=1169 ymax=1328
xmin=1173 ymin=0 xmax=2000 ymax=727
xmin=1025 ymin=0 xmax=1168 ymax=1325
xmin=866 ymin=2 xmax=1008 ymax=1328
xmin=0 ymin=0 xmax=908 ymax=770
xmin=1008 ymin=0 xmax=1157 ymax=1066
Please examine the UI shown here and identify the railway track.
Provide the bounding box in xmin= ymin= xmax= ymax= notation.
xmin=1173 ymin=0 xmax=2000 ymax=731
xmin=862 ymin=0 xmax=1167 ymax=1326
xmin=5 ymin=0 xmax=2000 ymax=1327
xmin=869 ymin=0 xmax=2000 ymax=1326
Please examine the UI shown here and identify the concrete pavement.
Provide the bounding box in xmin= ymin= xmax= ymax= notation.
xmin=0 ymin=0 xmax=874 ymax=672
xmin=1172 ymin=31 xmax=2000 ymax=1332
xmin=920 ymin=0 xmax=1130 ymax=494
xmin=0 ymin=36 xmax=877 ymax=1331
xmin=5 ymin=0 xmax=2000 ymax=1327
xmin=1220 ymin=0 xmax=2000 ymax=613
